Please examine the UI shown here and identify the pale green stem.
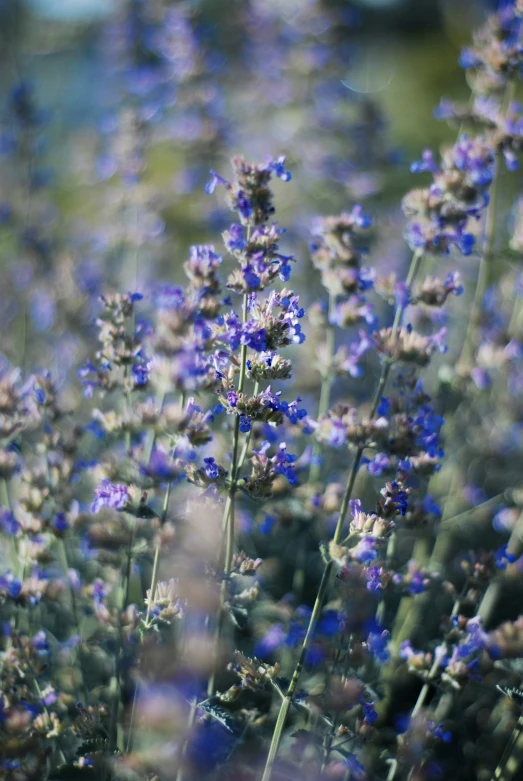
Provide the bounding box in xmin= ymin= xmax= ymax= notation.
xmin=175 ymin=695 xmax=199 ymax=781
xmin=457 ymin=152 xmax=502 ymax=370
xmin=310 ymin=292 xmax=336 ymax=484
xmin=321 ymin=633 xmax=353 ymax=770
xmin=478 ymin=510 xmax=523 ymax=625
xmin=26 ymin=654 xmax=67 ymax=766
xmin=56 ymin=538 xmax=88 ymax=704
xmin=376 ymin=531 xmax=397 ymax=624
xmin=260 ymin=251 xmax=423 ymax=781
xmin=458 ymin=78 xmax=516 ymax=371
xmin=143 ymin=390 xmax=165 ymax=467
xmin=126 ymin=433 xmax=176 ymax=754
xmin=207 ymin=292 xmax=250 ymax=697
xmin=387 ymin=651 xmax=447 ymax=781
xmin=109 ymin=512 xmax=137 ymax=751
xmin=491 ymin=712 xmax=523 ymax=781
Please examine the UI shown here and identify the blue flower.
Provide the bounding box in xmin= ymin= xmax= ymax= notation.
xmin=432 ymin=723 xmax=452 ymax=743
xmin=204 ymin=457 xmax=220 ymax=480
xmin=52 ymin=513 xmax=68 ymax=533
xmin=268 ymin=155 xmax=292 ymax=182
xmin=423 ymin=495 xmax=442 ymax=517
xmin=495 ymin=544 xmax=518 ymax=570
xmin=411 ymin=149 xmax=439 ymax=174
xmin=259 ymin=514 xmax=277 ymax=535
xmin=225 ymin=224 xmax=247 ymax=251
xmin=0 ymin=510 xmax=19 ymax=536
xmin=366 ymin=453 xmax=391 ymax=477
xmin=91 ymin=481 xmax=131 ymax=513
xmin=154 ymin=285 xmax=185 ymax=309
xmin=239 ymin=416 xmax=251 ymax=433
xmin=366 ymin=626 xmax=390 ymax=662
xmin=365 ymin=566 xmax=383 ymax=593
xmin=205 ymin=169 xmax=230 ymax=195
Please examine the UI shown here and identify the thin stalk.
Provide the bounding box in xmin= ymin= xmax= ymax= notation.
xmin=143 ymin=390 xmax=165 ymax=468
xmin=457 ymin=77 xmax=516 ymax=371
xmin=478 ymin=509 xmax=523 ymax=625
xmin=261 ymin=250 xmax=423 ymax=781
xmin=376 ymin=531 xmax=397 ymax=624
xmin=126 ymin=473 xmax=173 ymax=753
xmin=141 ymin=389 xmax=183 ymax=632
xmin=321 ymin=634 xmax=353 ymax=770
xmin=491 ymin=711 xmax=523 ymax=781
xmin=410 ymin=654 xmax=441 ymax=719
xmin=457 ymin=151 xmax=502 ymax=370
xmin=431 ymin=82 xmax=517 ymax=570
xmin=175 ymin=695 xmax=198 ymax=781
xmin=25 ymin=653 xmax=67 ymax=766
xmin=310 ymin=293 xmax=336 ymax=484
xmin=109 ymin=513 xmax=137 ymax=751
xmin=207 ymin=292 xmax=250 ymax=696
xmin=56 ymin=538 xmax=88 ymax=704
xmin=215 ymin=379 xmax=260 ymax=567
xmin=386 ymin=652 xmax=444 ymax=781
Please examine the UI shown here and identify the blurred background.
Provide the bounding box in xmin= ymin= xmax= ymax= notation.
xmin=0 ymin=0 xmax=510 ymax=387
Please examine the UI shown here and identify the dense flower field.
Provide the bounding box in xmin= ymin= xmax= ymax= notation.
xmin=2 ymin=1 xmax=523 ymax=780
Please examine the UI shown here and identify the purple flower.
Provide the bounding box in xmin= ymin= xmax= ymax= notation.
xmin=154 ymin=285 xmax=185 ymax=309
xmin=408 ymin=571 xmax=426 ymax=595
xmin=327 ymin=418 xmax=347 ymax=448
xmin=52 ymin=513 xmax=68 ymax=533
xmin=366 ymin=627 xmax=390 ymax=662
xmin=268 ymin=155 xmax=292 ymax=182
xmin=395 ymin=281 xmax=410 ymax=309
xmin=239 ymin=415 xmax=252 ymax=433
xmin=342 ymin=754 xmax=366 ymax=779
xmin=495 ymin=544 xmax=518 ymax=570
xmin=366 ymin=453 xmax=391 ymax=477
xmin=203 ymin=457 xmax=220 ymax=480
xmin=423 ymin=495 xmax=442 ymax=517
xmin=354 ymin=537 xmax=379 ymax=564
xmin=225 ymin=224 xmax=247 ymax=252
xmin=32 ymin=630 xmax=49 ymax=652
xmin=411 ymin=149 xmax=439 ymax=174
xmin=227 ymin=391 xmax=239 ymax=407
xmin=255 ymin=624 xmax=287 ymax=657
xmin=273 ymin=443 xmax=298 ymax=485
xmin=432 ymin=723 xmax=452 ymax=743
xmin=365 ymin=566 xmax=383 ymax=593
xmin=360 ymin=697 xmax=378 ymax=724
xmin=0 ymin=510 xmax=19 ymax=536
xmin=91 ymin=481 xmax=131 ymax=514
xmin=0 ymin=572 xmax=22 ymax=599
xmin=205 ymin=169 xmax=230 ymax=195
xmin=351 ymin=204 xmax=372 ymax=228
xmin=259 ymin=514 xmax=277 ymax=535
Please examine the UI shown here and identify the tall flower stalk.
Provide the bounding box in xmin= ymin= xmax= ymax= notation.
xmin=260 ymin=248 xmax=424 ymax=780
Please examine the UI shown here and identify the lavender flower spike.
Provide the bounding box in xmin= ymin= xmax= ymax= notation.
xmin=91 ymin=480 xmax=131 ymax=513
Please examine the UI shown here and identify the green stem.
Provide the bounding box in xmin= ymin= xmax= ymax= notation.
xmin=57 ymin=538 xmax=89 ymax=704
xmin=126 ymin=430 xmax=177 ymax=754
xmin=26 ymin=654 xmax=67 ymax=766
xmin=175 ymin=695 xmax=199 ymax=781
xmin=491 ymin=712 xmax=523 ymax=781
xmin=321 ymin=634 xmax=352 ymax=770
xmin=207 ymin=293 xmax=250 ymax=697
xmin=457 ymin=78 xmax=516 ymax=371
xmin=260 ymin=251 xmax=423 ymax=781
xmin=109 ymin=513 xmax=136 ymax=751
xmin=457 ymin=152 xmax=502 ymax=369
xmin=310 ymin=293 xmax=336 ymax=484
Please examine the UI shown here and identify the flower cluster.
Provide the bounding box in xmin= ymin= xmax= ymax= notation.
xmin=3 ymin=4 xmax=523 ymax=781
